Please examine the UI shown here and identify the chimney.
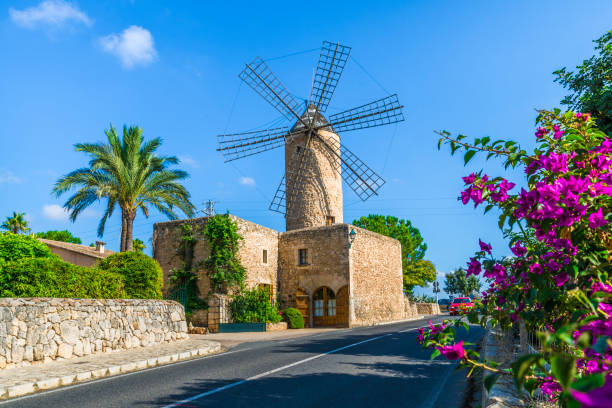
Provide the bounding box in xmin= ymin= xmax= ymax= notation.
xmin=95 ymin=241 xmax=106 ymax=254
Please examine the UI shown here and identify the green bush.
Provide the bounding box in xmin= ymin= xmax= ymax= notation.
xmin=231 ymin=287 xmax=282 ymax=323
xmin=0 ymin=257 xmax=125 ymax=298
xmin=282 ymin=308 xmax=305 ymax=329
xmin=97 ymin=251 xmax=163 ymax=299
xmin=0 ymin=232 xmax=53 ymax=262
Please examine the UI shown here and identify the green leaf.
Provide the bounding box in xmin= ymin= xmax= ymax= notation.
xmin=511 ymin=354 xmax=542 ymax=390
xmin=551 ymin=353 xmax=576 ymax=390
xmin=464 ymin=150 xmax=476 ymax=165
xmin=570 ymin=373 xmax=605 ymax=392
xmin=484 ymin=373 xmax=500 ymax=393
xmin=430 ymin=349 xmax=441 ymax=360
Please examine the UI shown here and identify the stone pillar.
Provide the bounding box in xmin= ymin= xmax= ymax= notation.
xmin=207 ymin=294 xmax=231 ymax=333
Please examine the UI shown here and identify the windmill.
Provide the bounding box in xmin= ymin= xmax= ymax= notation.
xmin=217 ymin=41 xmax=404 ymax=231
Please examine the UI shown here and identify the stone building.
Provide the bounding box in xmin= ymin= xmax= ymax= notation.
xmin=39 ymin=239 xmax=113 ymax=267
xmin=153 ymin=213 xmax=405 ymax=328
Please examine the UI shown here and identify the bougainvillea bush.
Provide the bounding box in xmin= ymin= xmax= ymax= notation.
xmin=417 ymin=110 xmax=611 ymax=407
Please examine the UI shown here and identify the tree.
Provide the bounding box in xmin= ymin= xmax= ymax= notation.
xmin=352 ymin=214 xmax=435 ymax=292
xmin=35 ymin=230 xmax=82 ymax=244
xmin=1 ymin=212 xmax=30 ymax=234
xmin=443 ymin=268 xmax=481 ymax=298
xmin=53 ymin=125 xmax=195 ymax=252
xmin=554 ymin=30 xmax=612 ymax=134
xmin=132 ymin=238 xmax=146 ymax=252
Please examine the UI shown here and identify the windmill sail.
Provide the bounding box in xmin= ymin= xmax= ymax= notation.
xmin=310 ymin=41 xmax=351 ymax=113
xmin=239 ymin=57 xmax=305 ymax=122
xmin=324 ymin=94 xmax=404 ymax=133
xmin=217 ymin=127 xmax=305 ymax=162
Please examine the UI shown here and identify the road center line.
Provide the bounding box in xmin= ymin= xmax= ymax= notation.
xmin=163 ymin=333 xmax=392 ymax=408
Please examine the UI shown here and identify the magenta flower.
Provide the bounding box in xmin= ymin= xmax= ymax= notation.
xmin=466 ymin=258 xmax=481 ymax=276
xmin=529 ymin=263 xmax=543 ymax=275
xmin=511 ymin=242 xmax=527 ymax=257
xmin=479 ymin=240 xmax=492 ymax=254
xmin=570 ymin=375 xmax=612 ymax=408
xmin=553 ymin=272 xmax=570 ymax=287
xmin=588 ymin=208 xmax=609 ymax=229
xmin=535 ymin=127 xmax=547 ymax=138
xmin=462 ymin=173 xmax=476 ymax=184
xmin=436 ymin=340 xmax=465 ymax=360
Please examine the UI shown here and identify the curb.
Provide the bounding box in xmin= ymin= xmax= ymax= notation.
xmin=0 ymin=342 xmax=222 ymax=401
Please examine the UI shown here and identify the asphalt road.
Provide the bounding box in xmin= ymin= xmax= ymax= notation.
xmin=1 ymin=315 xmax=484 ymax=408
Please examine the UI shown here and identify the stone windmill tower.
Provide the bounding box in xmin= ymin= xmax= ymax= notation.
xmin=217 ymin=42 xmax=404 ymax=231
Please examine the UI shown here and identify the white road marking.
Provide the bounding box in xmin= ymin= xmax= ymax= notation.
xmin=163 ymin=333 xmax=392 ymax=408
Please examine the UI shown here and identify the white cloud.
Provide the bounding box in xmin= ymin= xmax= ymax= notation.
xmin=239 ymin=176 xmax=256 ymax=187
xmin=0 ymin=170 xmax=21 ymax=184
xmin=9 ymin=0 xmax=92 ymax=29
xmin=43 ymin=204 xmax=69 ymax=220
xmin=178 ymin=156 xmax=199 ymax=168
xmin=100 ymin=25 xmax=157 ymax=69
xmin=42 ymin=204 xmax=99 ymax=221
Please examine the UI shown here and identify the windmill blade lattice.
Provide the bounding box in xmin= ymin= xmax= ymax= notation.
xmin=315 ymin=132 xmax=385 ymax=201
xmin=239 ymin=57 xmax=305 ymax=122
xmin=217 ymin=127 xmax=306 ymax=162
xmin=325 ymin=94 xmax=404 ymax=133
xmin=310 ymin=41 xmax=351 ymax=112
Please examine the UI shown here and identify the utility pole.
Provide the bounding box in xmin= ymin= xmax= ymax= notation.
xmin=201 ymin=200 xmax=217 ymax=217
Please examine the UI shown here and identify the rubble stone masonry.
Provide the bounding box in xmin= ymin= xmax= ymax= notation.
xmin=0 ymin=298 xmax=187 ymax=369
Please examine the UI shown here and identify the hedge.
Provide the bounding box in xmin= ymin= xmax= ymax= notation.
xmin=97 ymin=251 xmax=163 ymax=299
xmin=230 ymin=288 xmax=283 ymax=323
xmin=0 ymin=257 xmax=125 ymax=298
xmin=282 ymin=308 xmax=305 ymax=329
xmin=0 ymin=232 xmax=53 ymax=263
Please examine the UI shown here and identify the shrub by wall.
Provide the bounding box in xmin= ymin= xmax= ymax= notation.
xmin=282 ymin=308 xmax=304 ymax=329
xmin=98 ymin=251 xmax=163 ymax=299
xmin=0 ymin=232 xmax=53 ymax=262
xmin=0 ymin=257 xmax=125 ymax=298
xmin=230 ymin=288 xmax=282 ymax=323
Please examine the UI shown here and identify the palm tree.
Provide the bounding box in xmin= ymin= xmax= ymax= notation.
xmin=53 ymin=125 xmax=195 ymax=252
xmin=1 ymin=212 xmax=30 ymax=234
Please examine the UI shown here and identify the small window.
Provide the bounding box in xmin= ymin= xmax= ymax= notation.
xmin=326 ymin=216 xmax=335 ymax=226
xmin=298 ymin=248 xmax=308 ymax=266
xmin=262 ymin=249 xmax=268 ymax=264
xmin=296 ymin=146 xmax=302 ymax=153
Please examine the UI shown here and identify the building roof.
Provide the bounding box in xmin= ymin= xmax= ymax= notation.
xmin=38 ymin=239 xmax=115 ymax=259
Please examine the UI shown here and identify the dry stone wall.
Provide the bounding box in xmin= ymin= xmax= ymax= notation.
xmin=152 ymin=215 xmax=279 ymax=298
xmin=349 ymin=227 xmax=405 ymax=326
xmin=0 ymin=298 xmax=188 ymax=369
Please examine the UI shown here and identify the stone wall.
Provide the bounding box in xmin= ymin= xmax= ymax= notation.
xmin=207 ymin=294 xmax=231 ymax=333
xmin=152 ymin=215 xmax=279 ymax=297
xmin=415 ymin=302 xmax=441 ymax=315
xmin=0 ymin=298 xmax=188 ymax=369
xmin=278 ymin=224 xmax=350 ymax=322
xmin=349 ymin=226 xmax=405 ymax=327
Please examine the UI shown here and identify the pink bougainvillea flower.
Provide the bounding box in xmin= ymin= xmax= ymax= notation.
xmin=466 ymin=257 xmax=481 ymax=276
xmin=479 ymin=239 xmax=492 ymax=254
xmin=570 ymin=375 xmax=612 ymax=408
xmin=535 ymin=127 xmax=547 ymax=138
xmin=462 ymin=173 xmax=476 ymax=184
xmin=553 ymin=272 xmax=570 ymax=287
xmin=436 ymin=340 xmax=465 ymax=360
xmin=511 ymin=242 xmax=527 ymax=257
xmin=529 ymin=263 xmax=543 ymax=275
xmin=588 ymin=208 xmax=609 ymax=229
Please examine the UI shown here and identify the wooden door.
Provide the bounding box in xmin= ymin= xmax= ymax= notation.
xmin=336 ymin=286 xmax=349 ymax=327
xmin=296 ymin=288 xmax=310 ymax=328
xmin=313 ymin=287 xmax=337 ymax=327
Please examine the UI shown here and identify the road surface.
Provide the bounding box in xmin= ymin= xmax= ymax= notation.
xmin=1 ymin=315 xmax=484 ymax=408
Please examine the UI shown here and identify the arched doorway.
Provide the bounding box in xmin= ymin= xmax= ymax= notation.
xmin=313 ymin=286 xmax=337 ymax=327
xmin=296 ymin=288 xmax=310 ymax=328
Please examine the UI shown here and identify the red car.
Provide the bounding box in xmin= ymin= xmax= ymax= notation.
xmin=449 ymin=297 xmax=474 ymax=315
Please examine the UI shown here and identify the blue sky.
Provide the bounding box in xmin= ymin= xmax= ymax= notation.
xmin=1 ymin=0 xmax=611 ymax=297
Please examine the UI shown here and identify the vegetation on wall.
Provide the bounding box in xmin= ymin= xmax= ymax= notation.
xmin=169 ymin=222 xmax=207 ymax=311
xmin=1 ymin=212 xmax=30 ymax=234
xmin=230 ymin=287 xmax=282 ymax=323
xmin=0 ymin=232 xmax=53 ymax=263
xmin=35 ymin=230 xmax=82 ymax=244
xmin=98 ymin=251 xmax=163 ymax=299
xmin=52 ymin=124 xmax=195 ymax=252
xmin=0 ymin=256 xmax=125 ymax=298
xmin=203 ymin=214 xmax=246 ymax=293
xmin=352 ymin=214 xmax=436 ymax=293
